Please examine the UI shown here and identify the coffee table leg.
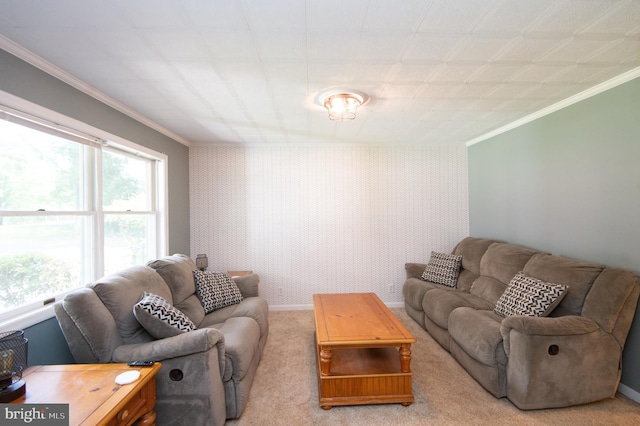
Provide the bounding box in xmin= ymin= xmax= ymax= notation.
xmin=319 ymin=346 xmax=332 ymax=375
xmin=400 ymin=344 xmax=411 ymax=373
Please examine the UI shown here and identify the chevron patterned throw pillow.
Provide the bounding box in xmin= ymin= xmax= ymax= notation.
xmin=193 ymin=270 xmax=244 ymax=314
xmin=421 ymin=251 xmax=463 ymax=287
xmin=134 ymin=292 xmax=197 ymax=339
xmin=494 ymin=272 xmax=568 ymax=318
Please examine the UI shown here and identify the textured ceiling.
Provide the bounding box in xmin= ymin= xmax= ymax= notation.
xmin=0 ymin=0 xmax=639 ymax=146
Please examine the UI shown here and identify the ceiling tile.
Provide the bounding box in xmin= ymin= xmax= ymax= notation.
xmin=307 ymin=31 xmax=361 ymax=62
xmin=445 ymin=35 xmax=517 ymax=63
xmin=137 ymin=30 xmax=210 ymax=60
xmin=402 ymin=34 xmax=462 ymax=62
xmin=473 ymin=0 xmax=558 ymax=34
xmin=255 ymin=33 xmax=306 ymax=61
xmin=111 ymin=0 xmax=190 ymax=29
xmin=0 ymin=0 xmax=125 ymax=29
xmin=468 ymin=64 xmax=530 ymax=84
xmin=127 ymin=59 xmax=181 ymax=82
xmin=243 ymin=0 xmax=306 ymax=31
xmin=415 ymin=83 xmax=461 ymax=99
xmin=91 ymin=30 xmax=156 ymax=59
xmin=180 ymin=1 xmax=246 ymax=30
xmin=578 ymin=1 xmax=640 ymax=35
xmin=585 ymin=39 xmax=640 ymax=64
xmin=355 ymin=32 xmax=414 ymax=62
xmin=525 ymin=0 xmax=617 ymax=35
xmin=490 ymin=36 xmax=567 ymax=63
xmin=538 ymin=37 xmax=620 ymax=64
xmin=364 ymin=0 xmax=431 ymax=32
xmin=418 ymin=0 xmax=499 ymax=33
xmin=392 ymin=63 xmax=440 ymax=83
xmin=428 ymin=63 xmax=485 ymax=84
xmin=545 ymin=64 xmax=624 ymax=84
xmin=201 ymin=30 xmax=258 ymax=60
xmin=307 ymin=0 xmax=369 ymax=32
xmin=509 ymin=64 xmax=569 ymax=83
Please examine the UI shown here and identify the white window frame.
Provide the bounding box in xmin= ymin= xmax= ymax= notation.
xmin=0 ymin=90 xmax=168 ymax=331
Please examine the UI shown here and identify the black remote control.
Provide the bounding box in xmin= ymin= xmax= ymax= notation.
xmin=128 ymin=360 xmax=155 ymax=367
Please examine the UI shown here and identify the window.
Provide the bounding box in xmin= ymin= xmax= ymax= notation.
xmin=0 ymin=106 xmax=167 ymax=324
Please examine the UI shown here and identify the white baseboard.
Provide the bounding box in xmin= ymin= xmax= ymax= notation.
xmin=618 ymin=383 xmax=640 ymax=404
xmin=269 ymin=304 xmax=313 ymax=311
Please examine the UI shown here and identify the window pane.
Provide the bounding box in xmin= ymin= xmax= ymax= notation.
xmin=103 ymin=150 xmax=152 ymax=211
xmin=0 ymin=215 xmax=88 ymax=313
xmin=0 ymin=119 xmax=83 ymax=211
xmin=104 ymin=214 xmax=155 ymax=275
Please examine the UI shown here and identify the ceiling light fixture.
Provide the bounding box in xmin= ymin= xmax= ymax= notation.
xmin=319 ymin=90 xmax=368 ymax=121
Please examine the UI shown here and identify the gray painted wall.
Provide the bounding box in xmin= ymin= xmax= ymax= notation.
xmin=0 ymin=49 xmax=191 ymax=364
xmin=468 ymin=76 xmax=640 ymax=392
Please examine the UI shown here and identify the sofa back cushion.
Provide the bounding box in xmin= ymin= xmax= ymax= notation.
xmin=91 ymin=265 xmax=171 ymax=344
xmin=583 ymin=268 xmax=640 ymax=346
xmin=55 ymin=288 xmax=123 ymax=363
xmin=523 ymin=253 xmax=604 ymax=317
xmin=470 ymin=243 xmax=539 ymax=305
xmin=147 ymin=254 xmax=206 ymax=325
xmin=453 ymin=237 xmax=498 ymax=275
xmin=453 ymin=237 xmax=499 ymax=292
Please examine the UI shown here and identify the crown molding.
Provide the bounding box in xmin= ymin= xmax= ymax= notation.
xmin=0 ymin=34 xmax=191 ymax=147
xmin=466 ymin=66 xmax=640 ymax=147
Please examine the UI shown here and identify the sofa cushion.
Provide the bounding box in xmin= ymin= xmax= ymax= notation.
xmin=91 ymin=266 xmax=171 ymax=344
xmin=421 ymin=251 xmax=463 ymax=287
xmin=523 ymin=253 xmax=604 ymax=317
xmin=134 ymin=292 xmax=196 ymax=339
xmin=449 ymin=307 xmax=507 ymax=367
xmin=147 ymin=254 xmax=198 ymax=305
xmin=423 ymin=289 xmax=494 ymax=329
xmin=480 ymin=243 xmax=540 ymax=285
xmin=56 ymin=288 xmax=123 ymax=363
xmin=470 ymin=243 xmax=539 ymax=305
xmin=211 ymin=317 xmax=261 ymax=382
xmin=199 ymin=297 xmax=270 ymax=341
xmin=456 ymin=269 xmax=480 ymax=293
xmin=403 ymin=277 xmax=449 ymax=311
xmin=194 ymin=270 xmax=244 ymax=313
xmin=453 ymin=237 xmax=499 ymax=275
xmin=494 ymin=273 xmax=567 ymax=318
xmin=173 ymin=294 xmax=206 ymax=326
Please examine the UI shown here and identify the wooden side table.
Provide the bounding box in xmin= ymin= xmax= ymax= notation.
xmin=12 ymin=363 xmax=161 ymax=426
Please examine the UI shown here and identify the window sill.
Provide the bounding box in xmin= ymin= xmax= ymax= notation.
xmin=0 ymin=304 xmax=56 ymax=332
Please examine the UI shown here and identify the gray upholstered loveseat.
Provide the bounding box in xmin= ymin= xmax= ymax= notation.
xmin=55 ymin=254 xmax=269 ymax=425
xmin=403 ymin=237 xmax=639 ymax=409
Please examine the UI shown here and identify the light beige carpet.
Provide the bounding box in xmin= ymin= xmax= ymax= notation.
xmin=227 ymin=309 xmax=640 ymax=425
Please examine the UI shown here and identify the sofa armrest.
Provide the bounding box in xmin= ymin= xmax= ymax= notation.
xmin=500 ymin=315 xmax=599 ymax=357
xmin=501 ymin=315 xmax=599 ymax=337
xmin=112 ymin=328 xmax=225 ymax=366
xmin=405 ymin=263 xmax=426 ymax=280
xmin=500 ymin=315 xmax=621 ymax=409
xmin=233 ymin=273 xmax=260 ymax=298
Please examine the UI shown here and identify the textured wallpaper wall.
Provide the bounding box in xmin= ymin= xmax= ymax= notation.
xmin=190 ymin=144 xmax=468 ymax=309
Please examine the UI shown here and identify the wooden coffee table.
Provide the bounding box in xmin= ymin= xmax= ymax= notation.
xmin=313 ymin=292 xmax=416 ymax=410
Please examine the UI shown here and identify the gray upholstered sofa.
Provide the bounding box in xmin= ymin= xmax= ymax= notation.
xmin=403 ymin=237 xmax=639 ymax=409
xmin=55 ymin=254 xmax=269 ymax=425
